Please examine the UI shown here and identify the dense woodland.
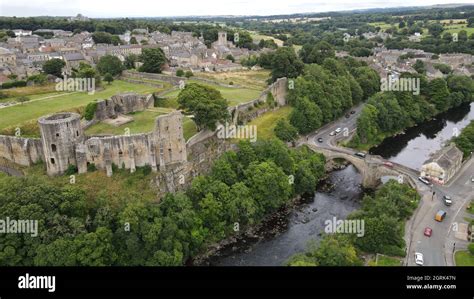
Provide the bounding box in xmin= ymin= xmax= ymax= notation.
xmin=0 ymin=141 xmax=326 ymax=266
xmin=352 ymin=73 xmax=474 ymax=148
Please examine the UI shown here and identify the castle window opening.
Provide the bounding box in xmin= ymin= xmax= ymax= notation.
xmin=50 ymin=158 xmax=55 ymax=164
xmin=51 ymin=144 xmax=57 ymax=152
xmin=56 ymin=133 xmax=59 ymax=137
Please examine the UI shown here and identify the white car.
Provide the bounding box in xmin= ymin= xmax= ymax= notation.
xmin=335 ymin=128 xmax=342 ymax=134
xmin=414 ymin=252 xmax=424 ymax=266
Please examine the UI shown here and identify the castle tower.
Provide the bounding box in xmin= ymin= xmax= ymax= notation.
xmin=38 ymin=112 xmax=84 ymax=175
xmin=153 ymin=111 xmax=187 ymax=167
xmin=217 ymin=31 xmax=227 ymax=46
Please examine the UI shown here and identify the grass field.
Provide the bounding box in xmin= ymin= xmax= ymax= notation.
xmin=85 ymin=109 xmax=198 ymax=141
xmin=455 ymin=250 xmax=474 ymax=266
xmin=249 ymin=31 xmax=285 ymax=47
xmin=161 ymin=81 xmax=263 ymax=108
xmin=0 ymin=80 xmax=164 ymax=133
xmin=0 ymin=84 xmax=58 ymax=102
xmin=369 ymin=22 xmax=394 ymax=30
xmin=247 ymin=106 xmax=293 ymax=141
xmin=442 ymin=24 xmax=474 ymax=35
xmin=195 ymin=70 xmax=270 ymax=90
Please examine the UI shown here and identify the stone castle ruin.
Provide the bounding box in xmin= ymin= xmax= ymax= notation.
xmin=0 ymin=77 xmax=288 ymax=194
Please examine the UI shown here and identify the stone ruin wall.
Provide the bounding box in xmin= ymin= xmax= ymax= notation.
xmin=231 ymin=77 xmax=288 ymax=124
xmin=94 ymin=93 xmax=154 ymax=121
xmin=0 ymin=77 xmax=288 ymax=196
xmin=82 ymin=111 xmax=187 ymax=178
xmin=0 ymin=135 xmax=44 ymax=166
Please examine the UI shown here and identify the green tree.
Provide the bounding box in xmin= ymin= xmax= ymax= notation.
xmin=103 ymin=73 xmax=114 ymax=85
xmin=139 ymin=48 xmax=167 ymax=73
xmin=97 ymin=55 xmax=123 ymax=76
xmin=356 ymin=104 xmax=379 ymax=144
xmin=269 ymin=47 xmax=304 ymax=82
xmin=413 ymin=59 xmax=426 ymax=74
xmin=244 ymin=161 xmax=292 ymax=216
xmin=300 ymin=41 xmax=335 ymax=64
xmin=274 ymin=119 xmax=298 ymax=142
xmin=177 ymin=83 xmax=228 ymax=131
xmin=176 ymin=69 xmax=184 ymax=77
xmin=428 ymin=23 xmax=444 ymax=38
xmin=124 ymin=54 xmax=138 ymax=70
xmin=428 ymin=78 xmax=450 ymax=111
xmin=289 ymin=97 xmax=323 ymax=134
xmin=42 ymin=58 xmax=65 ymax=77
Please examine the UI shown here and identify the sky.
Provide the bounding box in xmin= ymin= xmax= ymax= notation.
xmin=0 ymin=0 xmax=472 ymax=18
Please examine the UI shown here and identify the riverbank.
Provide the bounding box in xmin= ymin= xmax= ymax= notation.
xmin=194 ymin=163 xmax=364 ymax=266
xmin=348 ymin=102 xmax=474 ymax=153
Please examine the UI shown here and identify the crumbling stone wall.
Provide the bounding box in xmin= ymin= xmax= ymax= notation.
xmin=94 ymin=92 xmax=154 ymax=121
xmin=0 ymin=135 xmax=43 ymax=166
xmin=84 ymin=133 xmax=153 ymax=173
xmin=231 ymin=77 xmax=288 ymax=124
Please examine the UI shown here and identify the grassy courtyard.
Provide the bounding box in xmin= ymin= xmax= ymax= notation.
xmin=0 ymin=80 xmax=165 ymax=134
xmin=85 ymin=109 xmax=198 ymax=141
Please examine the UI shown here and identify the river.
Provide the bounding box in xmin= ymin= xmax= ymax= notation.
xmin=209 ymin=102 xmax=474 ymax=266
xmin=370 ymin=102 xmax=474 ymax=170
xmin=210 ymin=165 xmax=363 ymax=266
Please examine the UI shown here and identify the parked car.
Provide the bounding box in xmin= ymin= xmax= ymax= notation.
xmin=355 ymin=152 xmax=366 ymax=158
xmin=414 ymin=252 xmax=424 ymax=266
xmin=383 ymin=161 xmax=394 ymax=168
xmin=471 ymin=176 xmax=474 ymax=183
xmin=345 ymin=114 xmax=350 ymax=118
xmin=435 ymin=210 xmax=447 ymax=222
xmin=443 ymin=195 xmax=452 ymax=206
xmin=424 ymin=227 xmax=432 ymax=237
xmin=317 ymin=138 xmax=323 ymax=143
xmin=335 ymin=128 xmax=342 ymax=134
xmin=418 ymin=176 xmax=432 ymax=186
xmin=350 ymin=110 xmax=356 ymax=114
xmin=329 ymin=131 xmax=336 ymax=136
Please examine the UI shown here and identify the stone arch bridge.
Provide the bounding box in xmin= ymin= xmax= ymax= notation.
xmin=306 ymin=145 xmax=417 ymax=189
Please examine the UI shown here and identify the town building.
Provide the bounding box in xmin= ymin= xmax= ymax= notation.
xmin=420 ymin=143 xmax=463 ymax=185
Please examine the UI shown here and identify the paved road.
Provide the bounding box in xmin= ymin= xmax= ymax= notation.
xmin=299 ymin=103 xmax=474 ymax=267
xmin=407 ymin=156 xmax=474 ymax=266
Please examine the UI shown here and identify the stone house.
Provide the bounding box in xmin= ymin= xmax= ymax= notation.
xmin=420 ymin=143 xmax=463 ymax=185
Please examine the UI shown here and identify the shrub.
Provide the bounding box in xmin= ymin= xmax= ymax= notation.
xmin=1 ymin=80 xmax=27 ymax=89
xmin=87 ymin=163 xmax=97 ymax=172
xmin=65 ymin=165 xmax=78 ymax=176
xmin=84 ymin=102 xmax=98 ymax=121
xmin=184 ymin=71 xmax=194 ymax=78
xmin=176 ymin=69 xmax=184 ymax=77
